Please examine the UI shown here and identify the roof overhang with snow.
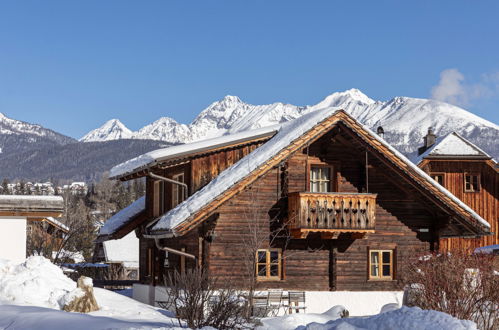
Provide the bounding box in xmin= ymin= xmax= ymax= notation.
xmin=144 ymin=109 xmax=491 ymax=239
xmin=0 ymin=195 xmax=64 ymax=218
xmin=96 ymin=196 xmax=146 ymax=242
xmin=108 ymin=125 xmax=279 ymax=180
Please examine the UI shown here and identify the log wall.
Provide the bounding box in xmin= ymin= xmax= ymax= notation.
xmin=421 ymin=160 xmax=498 ymax=252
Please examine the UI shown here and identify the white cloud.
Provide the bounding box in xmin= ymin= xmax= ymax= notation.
xmin=430 ymin=68 xmax=499 ymax=106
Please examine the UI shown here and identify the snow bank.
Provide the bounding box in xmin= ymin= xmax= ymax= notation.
xmin=305 ymin=291 xmax=403 ymax=316
xmin=0 ymin=256 xmax=76 ymax=309
xmin=259 ymin=306 xmax=477 ymax=330
xmin=0 ymin=257 xmax=182 ymax=329
xmin=303 ymin=306 xmax=477 ymax=330
xmin=0 ymin=305 xmax=182 ymax=330
xmin=259 ymin=305 xmax=348 ymax=330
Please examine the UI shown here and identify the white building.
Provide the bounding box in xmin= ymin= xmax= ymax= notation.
xmin=0 ymin=195 xmax=64 ymax=263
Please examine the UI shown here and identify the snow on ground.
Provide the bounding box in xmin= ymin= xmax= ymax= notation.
xmin=0 ymin=257 xmax=480 ymax=329
xmin=258 ymin=305 xmax=477 ymax=330
xmin=0 ymin=305 xmax=183 ymax=330
xmin=0 ymin=256 xmax=182 ymax=329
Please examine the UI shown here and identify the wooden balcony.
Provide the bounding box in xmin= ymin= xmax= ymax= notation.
xmin=287 ymin=192 xmax=377 ymax=239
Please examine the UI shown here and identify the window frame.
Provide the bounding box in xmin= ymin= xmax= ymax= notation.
xmin=430 ymin=172 xmax=445 ymax=187
xmin=464 ymin=172 xmax=480 ymax=193
xmin=171 ymin=172 xmax=185 ymax=208
xmin=368 ymin=249 xmax=394 ymax=281
xmin=255 ymin=248 xmax=282 ymax=281
xmin=307 ymin=161 xmax=335 ymax=193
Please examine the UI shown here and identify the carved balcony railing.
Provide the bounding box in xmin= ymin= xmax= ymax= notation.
xmin=287 ymin=192 xmax=376 ymax=238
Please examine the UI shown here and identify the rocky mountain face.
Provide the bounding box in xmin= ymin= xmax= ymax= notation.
xmin=0 ymin=113 xmax=76 ymax=155
xmin=0 ymin=113 xmax=171 ymax=181
xmin=80 ymin=89 xmax=499 ymax=160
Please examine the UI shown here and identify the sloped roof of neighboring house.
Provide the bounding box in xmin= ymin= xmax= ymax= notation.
xmin=44 ymin=217 xmax=69 ymax=232
xmin=415 ymin=132 xmax=494 ymax=165
xmin=0 ymin=195 xmax=64 ymax=217
xmin=102 ymin=231 xmax=139 ymax=268
xmin=109 ymin=125 xmax=279 ymax=180
xmin=146 ymin=108 xmax=490 ymax=238
xmin=96 ymin=196 xmax=146 ymax=242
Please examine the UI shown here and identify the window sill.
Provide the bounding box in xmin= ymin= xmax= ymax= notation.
xmin=256 ymin=277 xmax=282 ymax=282
xmin=367 ymin=278 xmax=396 ymax=282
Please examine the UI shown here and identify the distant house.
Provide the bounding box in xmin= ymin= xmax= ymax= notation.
xmin=99 ymin=109 xmax=490 ymax=310
xmin=416 ymin=130 xmax=498 ymax=253
xmin=27 ymin=216 xmax=69 ymax=254
xmin=94 ymin=197 xmax=145 ymax=279
xmin=0 ymin=195 xmax=64 ymax=263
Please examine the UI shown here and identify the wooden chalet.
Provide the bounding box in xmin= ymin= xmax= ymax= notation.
xmin=416 ymin=130 xmax=498 ymax=253
xmin=100 ymin=109 xmax=490 ymax=295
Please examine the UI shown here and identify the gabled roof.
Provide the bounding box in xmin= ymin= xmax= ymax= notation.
xmin=415 ymin=132 xmax=493 ymax=164
xmin=109 ymin=125 xmax=279 ymax=180
xmin=147 ymin=108 xmax=490 ymax=238
xmin=96 ymin=196 xmax=146 ymax=242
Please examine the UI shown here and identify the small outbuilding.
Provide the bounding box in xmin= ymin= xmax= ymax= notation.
xmin=0 ymin=195 xmax=64 ymax=263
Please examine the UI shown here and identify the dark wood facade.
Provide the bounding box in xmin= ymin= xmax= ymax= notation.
xmin=132 ymin=120 xmax=479 ymax=291
xmin=419 ymin=159 xmax=498 ymax=253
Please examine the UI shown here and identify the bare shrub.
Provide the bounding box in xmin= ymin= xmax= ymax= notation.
xmin=400 ymin=251 xmax=499 ymax=330
xmin=164 ymin=268 xmax=248 ymax=329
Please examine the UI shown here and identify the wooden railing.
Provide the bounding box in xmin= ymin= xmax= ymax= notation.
xmin=287 ymin=192 xmax=376 ymax=231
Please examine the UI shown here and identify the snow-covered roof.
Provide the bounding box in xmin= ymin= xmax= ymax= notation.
xmin=45 ymin=217 xmax=69 ymax=232
xmin=415 ymin=132 xmax=493 ymax=164
xmin=109 ymin=125 xmax=279 ymax=179
xmin=0 ymin=195 xmax=64 ymax=214
xmin=102 ymin=231 xmax=139 ymax=268
xmin=98 ymin=196 xmax=145 ymax=237
xmin=150 ymin=107 xmax=490 ymax=235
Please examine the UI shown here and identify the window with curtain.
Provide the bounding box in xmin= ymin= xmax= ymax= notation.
xmin=310 ymin=166 xmax=331 ymax=192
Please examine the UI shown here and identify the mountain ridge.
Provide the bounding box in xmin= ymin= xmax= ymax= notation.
xmin=78 ymin=89 xmax=499 ymax=160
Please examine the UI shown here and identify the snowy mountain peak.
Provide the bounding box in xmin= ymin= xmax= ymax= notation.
xmin=342 ymin=88 xmax=375 ymax=104
xmin=221 ymin=95 xmax=242 ymax=103
xmin=313 ymin=88 xmax=376 ymax=110
xmin=79 ymin=89 xmax=499 ymax=160
xmin=80 ymin=119 xmax=133 ymax=142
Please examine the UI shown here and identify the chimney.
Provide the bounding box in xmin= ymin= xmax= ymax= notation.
xmin=376 ymin=126 xmax=384 ymax=139
xmin=418 ymin=127 xmax=437 ymax=155
xmin=424 ymin=127 xmax=436 ymax=148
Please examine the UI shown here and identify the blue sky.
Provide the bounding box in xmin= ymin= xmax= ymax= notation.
xmin=0 ymin=1 xmax=498 ymax=138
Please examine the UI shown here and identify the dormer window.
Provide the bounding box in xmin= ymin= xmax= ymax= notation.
xmin=464 ymin=173 xmax=480 ymax=192
xmin=310 ymin=166 xmax=331 ymax=192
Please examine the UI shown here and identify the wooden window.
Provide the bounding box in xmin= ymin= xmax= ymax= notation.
xmin=256 ymin=249 xmax=281 ymax=280
xmin=310 ymin=166 xmax=331 ymax=192
xmin=431 ymin=173 xmax=445 ymax=186
xmin=464 ymin=173 xmax=480 ymax=192
xmin=172 ymin=173 xmax=185 ymax=208
xmin=153 ymin=180 xmax=166 ymax=217
xmin=369 ymin=250 xmax=393 ymax=280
